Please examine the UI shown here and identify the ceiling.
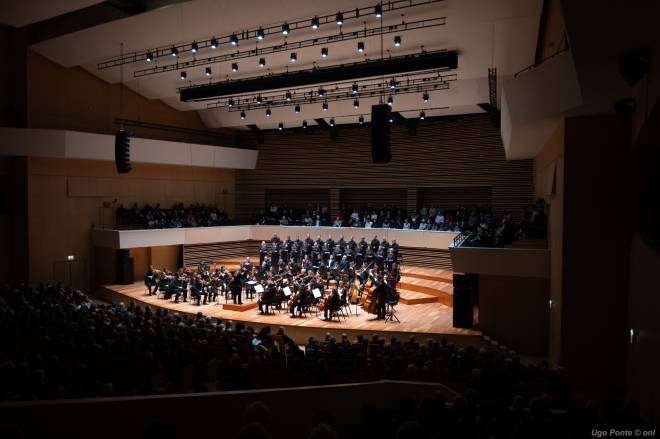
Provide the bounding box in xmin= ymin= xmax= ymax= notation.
xmin=0 ymin=0 xmax=105 ymax=27
xmin=29 ymin=0 xmax=542 ymax=130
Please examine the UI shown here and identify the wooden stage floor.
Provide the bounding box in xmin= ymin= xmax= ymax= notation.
xmin=97 ymin=268 xmax=481 ymax=345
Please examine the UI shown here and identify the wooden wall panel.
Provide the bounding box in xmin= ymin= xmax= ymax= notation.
xmin=265 ymin=188 xmax=330 ymax=209
xmin=339 ymin=187 xmax=407 ymax=209
xmin=236 ymin=115 xmax=533 ymax=221
xmin=418 ymin=186 xmax=493 ymax=210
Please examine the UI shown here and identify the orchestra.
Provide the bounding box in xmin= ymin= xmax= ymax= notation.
xmin=142 ymin=235 xmax=401 ymax=322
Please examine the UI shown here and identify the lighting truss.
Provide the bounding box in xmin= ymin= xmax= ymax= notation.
xmin=206 ymin=70 xmax=457 ymax=111
xmin=133 ymin=16 xmax=446 ymax=78
xmin=97 ymin=0 xmax=446 ymax=70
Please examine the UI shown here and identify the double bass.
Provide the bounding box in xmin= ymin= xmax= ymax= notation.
xmin=361 ymin=270 xmax=379 ymax=315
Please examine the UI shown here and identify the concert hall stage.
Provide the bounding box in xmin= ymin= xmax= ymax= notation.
xmin=97 ymin=265 xmax=482 ymax=346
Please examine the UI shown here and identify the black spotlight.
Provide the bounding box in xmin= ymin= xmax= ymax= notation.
xmin=282 ymin=22 xmax=290 ymax=35
xmin=311 ymin=16 xmax=320 ymax=29
xmin=230 ymin=33 xmax=239 ymax=45
xmin=257 ymin=28 xmax=265 ymax=40
xmin=259 ymin=57 xmax=266 ymax=67
xmin=145 ymin=50 xmax=153 ymax=62
xmin=322 ymin=101 xmax=328 ymax=111
xmin=240 ymin=111 xmax=246 ymax=119
xmin=336 ymin=11 xmax=343 ymax=26
xmin=329 ymin=118 xmax=335 ymax=127
xmin=290 ymin=52 xmax=297 ymax=62
xmin=375 ymin=3 xmax=383 ymax=17
xmin=256 ymin=95 xmax=263 ymax=104
xmin=357 ymin=41 xmax=365 ymax=52
xmin=228 ymin=98 xmax=234 ymax=107
xmin=352 ymin=83 xmax=359 ymax=94
xmin=321 ymin=47 xmax=328 ymax=58
xmin=171 ymin=46 xmax=178 ymax=57
xmin=180 ymin=71 xmax=187 ymax=80
xmin=285 ymin=91 xmax=292 ymax=101
xmin=205 ymin=67 xmax=212 ymax=76
xmin=394 ymin=36 xmax=401 ymax=47
xmin=359 ymin=115 xmax=365 ymax=125
xmin=420 ymin=111 xmax=426 ymax=120
xmin=211 ymin=37 xmax=218 ymax=48
xmin=266 ymin=108 xmax=272 ymax=117
xmin=302 ymin=120 xmax=308 ymax=128
xmin=294 ymin=104 xmax=301 ymax=113
xmin=423 ymin=92 xmax=429 ymax=102
xmin=353 ymin=99 xmax=360 ymax=109
xmin=318 ymin=88 xmax=326 ymax=97
xmin=387 ymin=96 xmax=393 ymax=107
xmin=114 ymin=129 xmax=131 ymax=174
xmin=232 ymin=63 xmax=238 ymax=72
xmin=389 ymin=79 xmax=396 ymax=89
xmin=278 ymin=122 xmax=284 ymax=131
xmin=191 ymin=41 xmax=198 ymax=53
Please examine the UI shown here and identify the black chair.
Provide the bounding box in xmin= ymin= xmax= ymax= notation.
xmin=385 ymin=293 xmax=400 ymax=323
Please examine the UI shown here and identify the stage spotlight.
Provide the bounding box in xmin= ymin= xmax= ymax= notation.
xmin=389 ymin=115 xmax=394 ymax=123
xmin=171 ymin=46 xmax=178 ymax=57
xmin=311 ymin=16 xmax=319 ymax=29
xmin=180 ymin=71 xmax=187 ymax=80
xmin=278 ymin=122 xmax=284 ymax=131
xmin=228 ymin=98 xmax=234 ymax=107
xmin=259 ymin=57 xmax=266 ymax=67
xmin=285 ymin=91 xmax=292 ymax=102
xmin=294 ymin=104 xmax=301 ymax=113
xmin=322 ymin=101 xmax=328 ymax=111
xmin=146 ymin=50 xmax=153 ymax=62
xmin=230 ymin=33 xmax=239 ymax=45
xmin=266 ymin=108 xmax=271 ymax=117
xmin=321 ymin=47 xmax=328 ymax=58
xmin=302 ymin=120 xmax=308 ymax=128
xmin=387 ymin=96 xmax=393 ymax=106
xmin=205 ymin=67 xmax=212 ymax=76
xmin=359 ymin=115 xmax=364 ymax=125
xmin=191 ymin=41 xmax=198 ymax=53
xmin=256 ymin=95 xmax=263 ymax=104
xmin=336 ymin=11 xmax=343 ymax=26
xmin=290 ymin=52 xmax=297 ymax=62
xmin=282 ymin=22 xmax=290 ymax=35
xmin=352 ymin=83 xmax=359 ymax=94
xmin=357 ymin=41 xmax=365 ymax=52
xmin=353 ymin=99 xmax=360 ymax=109
xmin=232 ymin=62 xmax=238 ymax=72
xmin=240 ymin=111 xmax=246 ymax=119
xmin=257 ymin=28 xmax=265 ymax=40
xmin=375 ymin=3 xmax=383 ymax=17
xmin=420 ymin=111 xmax=426 ymax=120
xmin=330 ymin=118 xmax=335 ymax=127
xmin=389 ymin=79 xmax=396 ymax=89
xmin=394 ymin=36 xmax=401 ymax=47
xmin=211 ymin=37 xmax=218 ymax=49
xmin=318 ymin=88 xmax=326 ymax=97
xmin=423 ymin=92 xmax=429 ymax=102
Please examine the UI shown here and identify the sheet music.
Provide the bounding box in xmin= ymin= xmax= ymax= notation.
xmin=254 ymin=284 xmax=264 ymax=293
xmin=312 ymin=288 xmax=322 ymax=298
xmin=283 ymin=286 xmax=292 ymax=297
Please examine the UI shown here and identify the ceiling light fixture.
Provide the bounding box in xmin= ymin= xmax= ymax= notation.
xmin=295 ymin=104 xmax=301 ymax=113
xmin=389 ymin=78 xmax=396 ymax=89
xmin=330 ymin=118 xmax=335 ymax=127
xmin=336 ymin=11 xmax=343 ymax=26
xmin=278 ymin=122 xmax=284 ymax=131
xmin=282 ymin=22 xmax=290 ymax=35
xmin=228 ymin=98 xmax=234 ymax=107
xmin=191 ymin=41 xmax=198 ymax=53
xmin=357 ymin=41 xmax=365 ymax=52
xmin=285 ymin=91 xmax=292 ymax=102
xmin=180 ymin=71 xmax=187 ymax=80
xmin=210 ymin=37 xmax=218 ymax=49
xmin=205 ymin=67 xmax=212 ymax=76
xmin=259 ymin=57 xmax=266 ymax=67
xmin=352 ymin=83 xmax=359 ymax=94
xmin=420 ymin=111 xmax=426 ymax=120
xmin=231 ymin=62 xmax=238 ymax=72
xmin=290 ymin=52 xmax=297 ymax=62
xmin=322 ymin=101 xmax=328 ymax=111
xmin=240 ymin=111 xmax=246 ymax=119
xmin=257 ymin=28 xmax=265 ymax=40
xmin=266 ymin=108 xmax=271 ymax=117
xmin=256 ymin=95 xmax=263 ymax=104
xmin=359 ymin=115 xmax=365 ymax=125
xmin=394 ymin=36 xmax=401 ymax=47
xmin=171 ymin=46 xmax=178 ymax=57
xmin=302 ymin=120 xmax=308 ymax=128
xmin=230 ymin=33 xmax=239 ymax=45
xmin=145 ymin=51 xmax=153 ymax=62
xmin=387 ymin=96 xmax=393 ymax=106
xmin=353 ymin=99 xmax=360 ymax=109
xmin=321 ymin=47 xmax=328 ymax=58
xmin=423 ymin=92 xmax=429 ymax=102
xmin=311 ymin=16 xmax=319 ymax=29
xmin=375 ymin=3 xmax=383 ymax=17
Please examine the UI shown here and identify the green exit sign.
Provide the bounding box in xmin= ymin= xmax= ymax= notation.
xmin=67 ymin=255 xmax=75 ymax=261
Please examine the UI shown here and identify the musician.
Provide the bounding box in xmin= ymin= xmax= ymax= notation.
xmin=371 ymin=271 xmax=388 ymax=320
xmin=323 ymin=288 xmax=341 ymax=320
xmin=190 ymin=274 xmax=208 ymax=305
xmin=337 ymin=235 xmax=346 ymax=250
xmin=291 ymin=240 xmax=300 ymax=264
xmin=230 ymin=272 xmax=243 ymax=304
xmin=258 ymin=281 xmax=274 ymax=314
xmin=281 ymin=237 xmax=291 ymax=264
xmin=333 ymin=244 xmax=343 ymax=261
xmin=244 ymin=257 xmax=254 ymax=273
xmin=289 ymin=279 xmax=310 ymax=317
xmin=304 ymin=234 xmax=313 ymax=247
xmin=326 ymin=235 xmax=335 ymax=251
xmin=271 ymin=233 xmax=281 ymax=244
xmin=271 ymin=240 xmax=280 ymax=267
xmin=301 ymin=254 xmax=312 ymax=271
xmin=315 ymin=235 xmax=323 ymax=248
xmin=348 ymin=236 xmax=357 ymax=250
xmin=311 ymin=242 xmax=321 ymax=266
xmin=343 ymin=244 xmax=353 ymax=262
xmin=321 ymin=241 xmax=331 ymax=264
xmin=391 ymin=239 xmax=400 ymax=261
xmin=365 ymin=246 xmax=375 ymax=265
xmin=144 ymin=265 xmax=156 ymax=295
xmin=371 ymin=235 xmax=380 ymax=251
xmin=259 ymin=241 xmax=268 ymax=266
xmin=381 ymin=237 xmax=390 ymax=252
xmin=338 ymin=255 xmax=349 ymax=274
xmin=262 ymin=255 xmax=272 ymax=274
xmin=376 ymin=245 xmax=386 ymax=271
xmin=385 ymin=248 xmax=396 ymax=273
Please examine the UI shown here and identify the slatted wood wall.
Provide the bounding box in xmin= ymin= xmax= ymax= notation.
xmin=236 ymin=114 xmax=533 ymax=221
xmin=265 ymin=188 xmax=330 ymax=209
xmin=339 ymin=187 xmax=408 ymax=209
xmin=418 ymin=186 xmax=493 ymax=210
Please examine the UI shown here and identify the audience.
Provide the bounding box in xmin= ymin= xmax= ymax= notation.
xmin=116 ymin=203 xmax=229 ymax=229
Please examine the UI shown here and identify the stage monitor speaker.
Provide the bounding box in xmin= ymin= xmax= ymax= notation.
xmin=116 ymin=249 xmax=134 ymax=285
xmin=371 ymin=104 xmax=392 ymax=163
xmin=453 ymin=273 xmax=478 ymax=328
xmin=115 ymin=129 xmax=132 ymax=174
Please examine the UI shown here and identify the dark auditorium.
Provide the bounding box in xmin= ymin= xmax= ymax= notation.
xmin=1 ymin=0 xmax=658 ymax=438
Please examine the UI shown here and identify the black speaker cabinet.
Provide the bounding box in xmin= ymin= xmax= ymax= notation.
xmin=115 ymin=129 xmax=132 ymax=174
xmin=371 ymin=104 xmax=392 ymax=163
xmin=116 ymin=249 xmax=134 ymax=285
xmin=453 ymin=273 xmax=478 ymax=328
